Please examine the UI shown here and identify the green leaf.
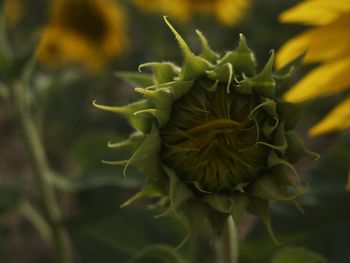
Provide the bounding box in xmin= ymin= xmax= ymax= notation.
xmin=129 ymin=244 xmax=186 ymax=263
xmin=115 ymin=71 xmax=154 ymax=87
xmin=271 ymin=246 xmax=327 ymax=263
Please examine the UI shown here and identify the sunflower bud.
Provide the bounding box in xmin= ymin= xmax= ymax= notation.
xmin=95 ymin=17 xmax=316 ymax=241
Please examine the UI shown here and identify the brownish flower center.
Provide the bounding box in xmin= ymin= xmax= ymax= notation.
xmin=160 ymin=80 xmax=268 ymax=193
xmin=55 ymin=0 xmax=108 ymax=42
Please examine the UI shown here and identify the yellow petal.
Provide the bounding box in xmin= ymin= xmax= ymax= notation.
xmin=276 ymin=14 xmax=350 ymax=67
xmin=284 ymin=58 xmax=350 ymax=102
xmin=279 ymin=0 xmax=350 ymax=26
xmin=133 ymin=0 xmax=250 ymax=26
xmin=37 ymin=0 xmax=127 ymax=71
xmin=309 ymin=95 xmax=350 ymax=136
xmin=37 ymin=26 xmax=104 ymax=71
xmin=215 ymin=0 xmax=250 ymax=25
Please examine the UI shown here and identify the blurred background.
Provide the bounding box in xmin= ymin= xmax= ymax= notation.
xmin=0 ymin=0 xmax=349 ymax=262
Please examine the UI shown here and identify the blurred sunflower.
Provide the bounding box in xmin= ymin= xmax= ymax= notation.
xmin=276 ymin=0 xmax=350 ymax=136
xmin=37 ymin=0 xmax=127 ymax=71
xmin=3 ymin=0 xmax=23 ymax=27
xmin=133 ymin=0 xmax=250 ymax=26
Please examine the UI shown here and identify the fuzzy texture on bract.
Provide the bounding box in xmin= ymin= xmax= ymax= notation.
xmin=37 ymin=0 xmax=127 ymax=71
xmin=277 ymin=0 xmax=350 ymax=136
xmin=95 ymin=17 xmax=316 ymax=241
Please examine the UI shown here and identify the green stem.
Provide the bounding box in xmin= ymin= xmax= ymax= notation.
xmin=12 ymin=78 xmax=72 ymax=263
xmin=220 ymin=217 xmax=239 ymax=263
xmin=19 ymin=201 xmax=52 ymax=242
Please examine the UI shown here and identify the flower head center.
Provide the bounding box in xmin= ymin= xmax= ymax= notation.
xmin=161 ymin=80 xmax=266 ymax=193
xmin=55 ymin=0 xmax=108 ymax=42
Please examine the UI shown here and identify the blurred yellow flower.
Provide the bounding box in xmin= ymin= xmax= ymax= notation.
xmin=37 ymin=0 xmax=127 ymax=71
xmin=276 ymin=0 xmax=350 ymax=136
xmin=3 ymin=0 xmax=23 ymax=27
xmin=133 ymin=0 xmax=250 ymax=25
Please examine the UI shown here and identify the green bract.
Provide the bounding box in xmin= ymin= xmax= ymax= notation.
xmin=94 ymin=17 xmax=317 ymax=242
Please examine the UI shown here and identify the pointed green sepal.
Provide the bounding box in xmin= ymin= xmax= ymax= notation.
xmin=168 ymin=80 xmax=194 ymax=100
xmin=196 ymin=29 xmax=220 ymax=64
xmin=202 ymin=194 xmax=233 ymax=213
xmin=120 ymin=179 xmax=164 ymax=208
xmin=164 ymin=16 xmax=211 ymax=81
xmin=285 ymin=131 xmax=307 ymax=163
xmin=219 ymin=34 xmax=256 ymax=77
xmin=236 ymin=51 xmax=276 ymax=98
xmin=251 ymin=51 xmax=276 ymax=98
xmin=262 ymin=117 xmax=279 ymax=137
xmin=139 ymin=62 xmax=180 ymax=84
xmin=134 ymin=87 xmax=174 ymax=110
xmin=162 ymin=165 xmax=194 ymax=215
xmin=274 ymin=52 xmax=305 ymax=97
xmin=206 ymin=63 xmax=233 ymax=93
xmin=202 ymin=193 xmax=249 ymax=225
xmin=249 ymin=174 xmax=298 ymax=201
xmin=277 ymin=101 xmax=307 ymax=131
xmin=114 ymin=71 xmax=155 ymax=87
xmin=93 ymin=100 xmax=154 ymax=133
xmin=257 ymin=123 xmax=287 ymax=152
xmin=249 ymin=198 xmax=280 ymax=245
xmin=127 ymin=123 xmax=163 ymax=178
xmin=107 ymin=132 xmax=145 ymax=150
xmin=135 ymin=108 xmax=171 ymax=128
xmin=229 ymin=194 xmax=249 ymax=224
xmin=268 ymin=151 xmax=301 ymax=187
